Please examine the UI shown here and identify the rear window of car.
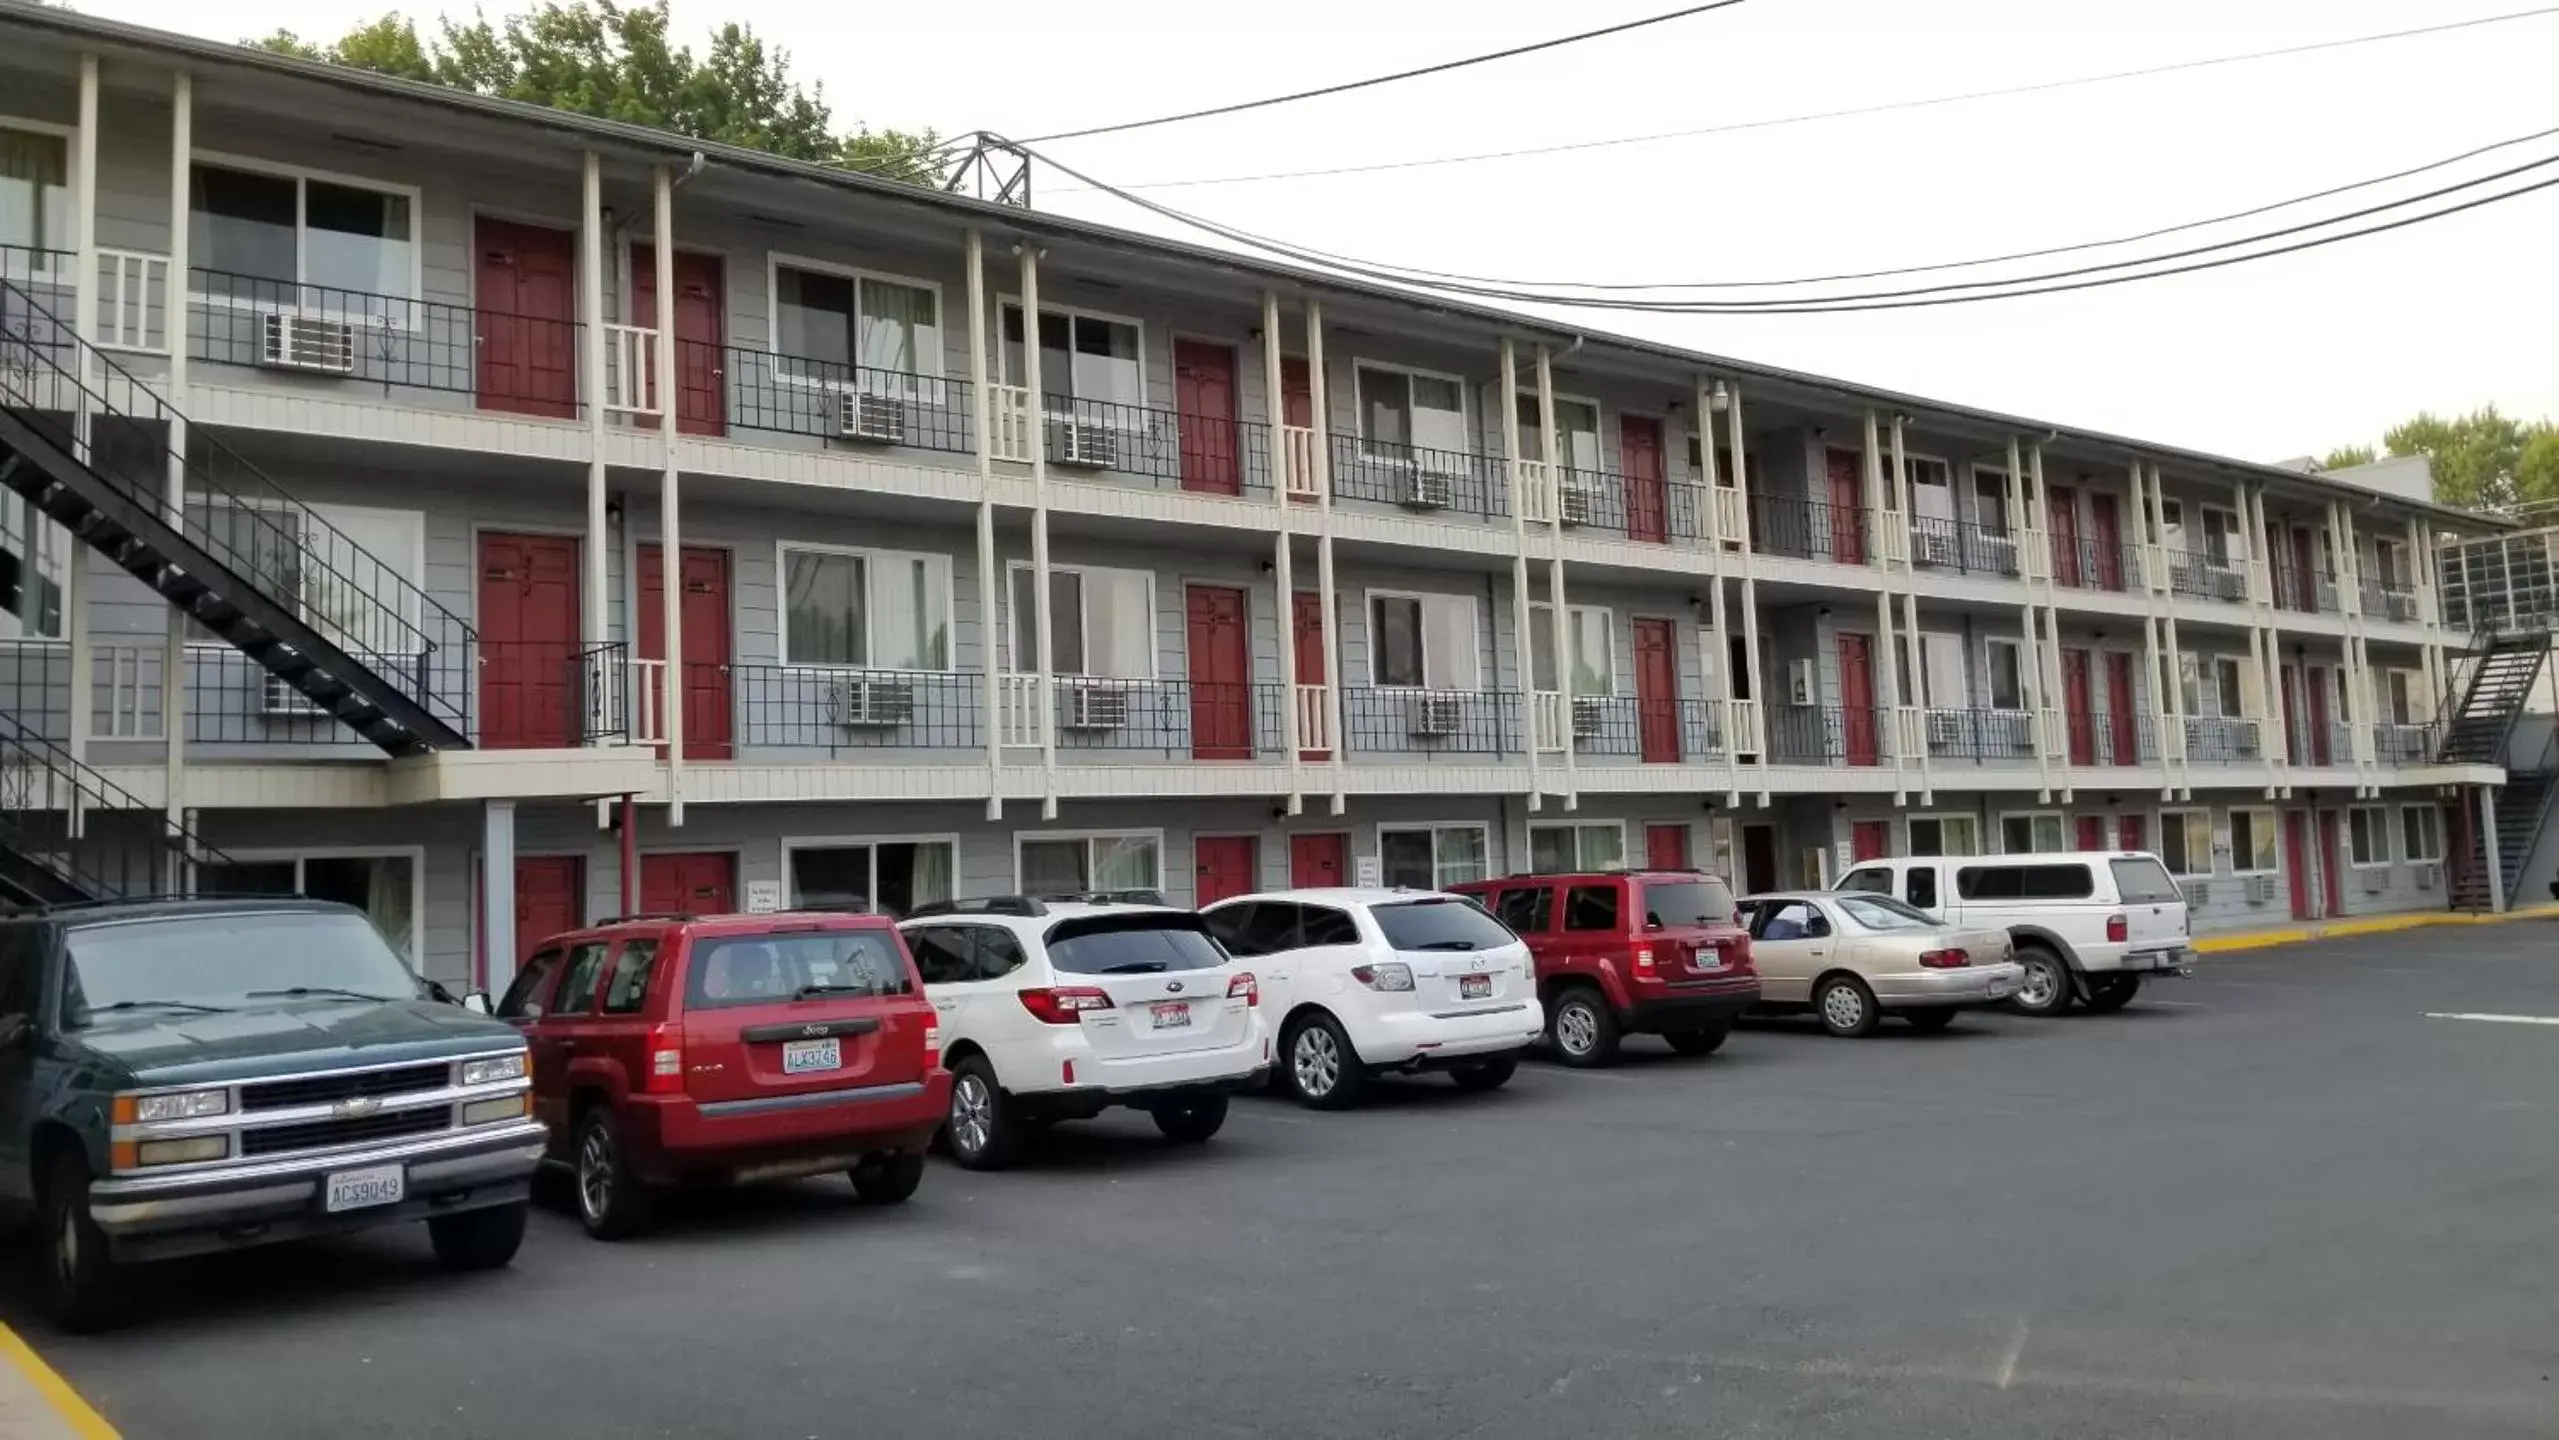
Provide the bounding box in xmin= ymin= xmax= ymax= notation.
xmin=682 ymin=930 xmax=913 ymax=1010
xmin=1641 ymin=878 xmax=1737 ymax=927
xmin=1045 ymin=914 xmax=1229 ymax=974
xmin=1372 ymin=898 xmax=1517 ymax=952
xmin=1955 ymin=863 xmax=2095 ymax=901
xmin=2109 ymin=856 xmax=2182 ymax=903
xmin=1836 ymin=894 xmax=1935 ymax=931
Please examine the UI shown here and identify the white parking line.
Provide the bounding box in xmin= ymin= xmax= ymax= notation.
xmin=2423 ymin=1012 xmax=2559 ymax=1027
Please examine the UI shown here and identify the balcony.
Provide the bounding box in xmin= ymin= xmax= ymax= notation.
xmin=1752 ymin=496 xmax=1875 ymax=566
xmin=1907 ymin=516 xmax=2022 ymax=577
xmin=2266 ymin=553 xmax=2339 ymax=615
xmin=1340 ymin=688 xmax=1522 ymax=757
xmin=2157 ymin=547 xmax=2253 ymax=603
xmin=2183 ymin=715 xmax=2264 ymax=764
xmin=2047 ymin=535 xmax=2143 ymax=594
xmin=2373 ymin=721 xmax=2439 ymax=765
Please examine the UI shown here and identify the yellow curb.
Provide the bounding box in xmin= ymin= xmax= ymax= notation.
xmin=0 ymin=1321 xmax=118 ymax=1440
xmin=2195 ymin=904 xmax=2559 ymax=954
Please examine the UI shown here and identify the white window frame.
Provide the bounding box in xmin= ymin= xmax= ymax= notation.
xmin=2401 ymin=804 xmax=2444 ymax=863
xmin=1004 ymin=560 xmax=1158 ymax=679
xmin=1983 ymin=636 xmax=2026 ymax=711
xmin=777 ymin=541 xmax=957 ymax=674
xmin=2198 ymin=503 xmax=2249 ymax=567
xmin=2347 ymin=806 xmax=2390 ymax=869
xmin=1905 ymin=455 xmax=1957 ymax=525
xmin=1012 ymin=828 xmax=1166 ymax=893
xmin=1997 ymin=810 xmax=2066 ymax=855
xmin=2229 ymin=806 xmax=2280 ymax=876
xmin=1513 ymin=388 xmax=1604 ymax=471
xmin=2157 ymin=807 xmax=2212 ymax=877
xmin=1351 ymin=359 xmax=1472 ymax=460
xmin=1375 ymin=822 xmax=1493 ymax=889
xmin=0 ymin=488 xmax=68 ymax=641
xmin=765 ymin=251 xmax=944 ymax=399
xmin=997 ymin=295 xmax=1147 ymax=407
xmin=187 ymin=149 xmax=425 ymax=317
xmin=1526 ymin=602 xmax=1615 ymax=697
xmin=207 ymin=845 xmax=427 ymax=963
xmin=0 ymin=117 xmax=74 ymax=264
xmin=780 ymin=833 xmax=962 ymax=915
xmin=1967 ymin=463 xmax=2013 ymax=536
xmin=1527 ymin=821 xmax=1627 ymax=873
xmin=1906 ymin=813 xmax=1980 ymax=858
xmin=2371 ymin=535 xmax=2407 ymax=589
xmin=2159 ymin=498 xmax=2186 ymax=549
xmin=1363 ymin=587 xmax=1478 ymax=691
xmin=202 ymin=497 xmax=427 ymax=652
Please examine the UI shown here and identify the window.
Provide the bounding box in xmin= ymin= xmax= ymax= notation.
xmin=782 ymin=546 xmax=953 ymax=671
xmin=1515 ymin=393 xmax=1601 ymax=470
xmin=0 ymin=490 xmax=66 ymax=640
xmin=1491 ymin=886 xmax=1554 ymax=935
xmin=2159 ymin=499 xmax=2186 ymax=550
xmin=1530 ymin=822 xmax=1625 ymax=873
xmin=1017 ymin=833 xmax=1161 ymax=895
xmin=1046 ymin=915 xmax=1229 ymax=974
xmin=1909 ymin=459 xmax=1956 ymax=523
xmin=1008 ymin=563 xmax=1154 ymax=679
xmin=1562 ymin=885 xmax=1620 ymax=931
xmin=1367 ymin=592 xmax=1479 ymax=690
xmin=786 ymin=839 xmax=956 ymax=919
xmin=2110 ymin=857 xmax=2180 ymax=903
xmin=2159 ymin=809 xmax=2211 ymax=876
xmin=1836 ymin=894 xmax=1938 ymax=930
xmin=1640 ymin=877 xmax=1736 ymax=927
xmin=2402 ymin=805 xmax=2443 ymax=863
xmin=1972 ymin=467 xmax=2011 ymax=536
xmin=1907 ymin=816 xmax=1979 ymax=858
xmin=1527 ymin=604 xmax=1614 ymax=696
xmin=684 ymin=931 xmax=911 ymax=1010
xmin=1956 ymin=862 xmax=2095 ymax=900
xmin=1905 ymin=865 xmax=1939 ymax=910
xmin=2349 ymin=806 xmax=2389 ymax=867
xmin=2199 ymin=505 xmax=2248 ymax=567
xmin=1902 ymin=633 xmax=1965 ymax=709
xmin=599 ymin=938 xmax=660 ymax=1014
xmin=186 ymin=499 xmax=424 ymax=658
xmin=1985 ymin=638 xmax=2025 ymax=710
xmin=1999 ymin=813 xmax=2066 ymax=855
xmin=1001 ymin=303 xmax=1141 ymax=408
xmin=198 ymin=851 xmax=418 ymax=960
xmin=496 ymin=947 xmax=563 ymax=1019
xmin=1355 ymin=365 xmax=1468 ymax=455
xmin=1301 ymin=906 xmax=1361 ymax=947
xmin=771 ymin=259 xmax=939 ymax=387
xmin=2371 ymin=537 xmax=2407 ymax=588
xmin=1758 ymin=901 xmax=1829 ymax=942
xmin=190 ymin=161 xmax=416 ymax=308
xmin=1378 ymin=825 xmax=1489 ymax=889
xmin=2213 ymin=657 xmax=2248 ymax=718
xmin=549 ymin=941 xmax=611 ymax=1017
xmin=2384 ymin=670 xmax=2423 ymax=726
xmin=1836 ymin=867 xmax=1893 ymax=894
xmin=0 ymin=126 xmax=69 ymax=258
xmin=2229 ymin=808 xmax=2278 ymax=874
xmin=902 ymin=925 xmax=978 ymax=985
xmin=1371 ymin=897 xmax=1516 ymax=951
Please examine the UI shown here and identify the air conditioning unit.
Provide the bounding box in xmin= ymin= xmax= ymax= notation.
xmin=2411 ymin=861 xmax=2439 ymax=890
xmin=1059 ymin=681 xmax=1130 ymax=730
xmin=1407 ymin=691 xmax=1462 ymax=737
xmin=2179 ymin=878 xmax=2212 ymax=907
xmin=1913 ymin=530 xmax=1959 ymax=567
xmin=2358 ymin=868 xmax=2388 ymax=894
xmin=837 ymin=392 xmax=906 ymax=444
xmin=825 ymin=676 xmax=914 ymax=728
xmin=1558 ymin=481 xmax=1599 ymax=527
xmin=2245 ymin=873 xmax=2278 ymax=904
xmin=258 ymin=312 xmax=356 ymax=375
xmin=2208 ymin=566 xmax=2247 ymax=601
xmin=1570 ymin=695 xmax=1608 ymax=739
xmin=1975 ymin=534 xmax=2018 ymax=574
xmin=1402 ymin=469 xmax=1452 ymax=510
xmin=1926 ymin=709 xmax=1966 ymax=750
xmin=1050 ymin=418 xmax=1123 ymax=470
xmin=2385 ymin=592 xmax=2420 ymax=622
xmin=263 ymin=673 xmax=326 ymax=716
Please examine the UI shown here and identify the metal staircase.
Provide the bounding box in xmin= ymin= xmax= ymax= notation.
xmin=0 ymin=277 xmax=475 ymax=756
xmin=2434 ymin=630 xmax=2547 ymax=765
xmin=0 ymin=708 xmax=231 ymax=908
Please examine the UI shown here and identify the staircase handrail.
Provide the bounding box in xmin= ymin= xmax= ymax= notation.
xmin=0 ymin=706 xmax=234 ymax=898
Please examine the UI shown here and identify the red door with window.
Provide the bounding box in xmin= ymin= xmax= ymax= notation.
xmin=1645 ymin=824 xmax=1692 ymax=870
xmin=1621 ymin=415 xmax=1668 ymax=544
xmin=1193 ymin=836 xmax=1257 ymax=906
xmin=1825 ymin=449 xmax=1866 ymax=564
xmin=479 ymin=532 xmax=580 ymax=749
xmin=2049 ymin=487 xmax=2082 ymax=587
xmin=1633 ymin=617 xmax=1681 ymax=764
xmin=2317 ymin=811 xmax=2344 ymax=917
xmin=2061 ymin=648 xmax=2094 ymax=765
xmin=2118 ymin=814 xmax=2146 ymax=852
xmin=1851 ymin=820 xmax=1890 ymax=863
xmin=515 ymin=855 xmax=583 ymax=964
xmin=1289 ymin=832 xmax=1347 ymax=888
xmin=1279 ymin=357 xmax=1316 ymax=502
xmin=2306 ymin=666 xmax=2332 ymax=765
xmin=629 ymin=246 xmax=726 ymax=436
xmin=1174 ymin=339 xmax=1241 ymax=496
xmin=1292 ymin=591 xmax=1330 ymax=761
xmin=641 ymin=851 xmax=735 ymax=917
xmin=1837 ymin=632 xmax=1878 ymax=765
xmin=2090 ymin=492 xmax=2123 ymax=590
xmin=474 ymin=218 xmax=577 ymax=418
xmin=2283 ymin=812 xmax=2312 ymax=919
xmin=2075 ymin=816 xmax=2105 ymax=850
xmin=639 ymin=544 xmax=733 ymax=760
xmin=2105 ymin=651 xmax=2138 ymax=765
xmin=1186 ymin=585 xmax=1253 ymax=760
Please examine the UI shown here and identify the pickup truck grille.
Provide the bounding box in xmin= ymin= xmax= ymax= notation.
xmin=240 ymin=1108 xmax=448 ymax=1156
xmin=241 ymin=1063 xmax=449 ymax=1112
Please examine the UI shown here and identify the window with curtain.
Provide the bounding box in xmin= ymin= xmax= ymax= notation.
xmin=1973 ymin=469 xmax=2011 ymax=535
xmin=1356 ymin=367 xmax=1467 ymax=455
xmin=2348 ymin=807 xmax=2388 ymax=867
xmin=1515 ymin=394 xmax=1602 ymax=470
xmin=788 ymin=841 xmax=954 ymax=918
xmin=2401 ymin=805 xmax=2442 ymax=862
xmin=774 ymin=263 xmax=940 ymax=390
xmin=2159 ymin=810 xmax=2212 ymax=875
xmin=1007 ymin=564 xmax=1152 ymax=678
xmin=784 ymin=547 xmax=953 ymax=671
xmin=2000 ymin=814 xmax=2066 ymax=854
xmin=1379 ymin=826 xmax=1489 ymax=889
xmin=1529 ymin=823 xmax=1624 ymax=873
xmin=1908 ymin=815 xmax=1979 ymax=858
xmin=190 ymin=164 xmax=414 ymax=308
xmin=1001 ymin=305 xmax=1141 ymax=408
xmin=1368 ymin=593 xmax=1477 ymax=690
xmin=0 ymin=127 xmax=69 ymax=259
xmin=2213 ymin=657 xmax=2247 ymax=717
xmin=2200 ymin=506 xmax=2247 ymax=567
xmin=1527 ymin=604 xmax=1613 ymax=696
xmin=1985 ymin=638 xmax=2024 ymax=710
xmin=2230 ymin=809 xmax=2278 ymax=873
xmin=1018 ymin=834 xmax=1161 ymax=894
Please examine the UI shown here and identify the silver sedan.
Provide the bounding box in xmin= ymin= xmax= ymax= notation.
xmin=1736 ymin=890 xmax=2024 ymax=1037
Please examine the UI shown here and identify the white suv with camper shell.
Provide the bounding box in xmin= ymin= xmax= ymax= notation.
xmin=1831 ymin=851 xmax=2194 ymax=1015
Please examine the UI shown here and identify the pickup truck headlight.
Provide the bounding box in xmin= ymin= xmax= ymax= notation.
xmin=459 ymin=1052 xmax=529 ymax=1087
xmin=117 ymin=1089 xmax=230 ymax=1124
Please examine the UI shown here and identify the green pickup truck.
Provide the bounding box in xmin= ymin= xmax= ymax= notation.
xmin=0 ymin=897 xmax=547 ymax=1330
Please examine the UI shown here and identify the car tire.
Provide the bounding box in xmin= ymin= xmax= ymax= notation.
xmin=945 ymin=1057 xmax=1023 ymax=1171
xmin=41 ymin=1152 xmax=134 ymax=1333
xmin=1815 ymin=975 xmax=1881 ymax=1038
xmin=2008 ymin=944 xmax=2074 ymax=1016
xmin=429 ymin=1201 xmax=529 ymax=1270
xmin=1902 ymin=1007 xmax=1959 ymax=1034
xmin=1448 ymin=1056 xmax=1517 ymax=1092
xmin=1664 ymin=1025 xmax=1730 ymax=1057
xmin=849 ymin=1152 xmax=927 ymax=1204
xmin=573 ymin=1106 xmax=655 ymax=1240
xmin=2084 ymin=974 xmax=2142 ymax=1013
xmin=1283 ymin=1012 xmax=1367 ymax=1110
xmin=1152 ymin=1093 xmax=1230 ymax=1143
xmin=1546 ymin=986 xmax=1621 ymax=1068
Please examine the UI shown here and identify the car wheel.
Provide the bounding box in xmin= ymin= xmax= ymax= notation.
xmin=1448 ymin=1056 xmax=1517 ymax=1091
xmin=1664 ymin=1025 xmax=1729 ymax=1057
xmin=945 ymin=1057 xmax=1023 ymax=1171
xmin=429 ymin=1202 xmax=529 ymax=1270
xmin=1546 ymin=987 xmax=1621 ymax=1068
xmin=2008 ymin=944 xmax=2074 ymax=1016
xmin=2084 ymin=974 xmax=2142 ymax=1013
xmin=573 ymin=1106 xmax=655 ymax=1240
xmin=850 ymin=1152 xmax=927 ymax=1204
xmin=1284 ymin=1013 xmax=1367 ymax=1110
xmin=1815 ymin=975 xmax=1881 ymax=1038
xmin=1152 ymin=1093 xmax=1230 ymax=1143
xmin=1903 ymin=1007 xmax=1959 ymax=1034
xmin=41 ymin=1152 xmax=134 ymax=1333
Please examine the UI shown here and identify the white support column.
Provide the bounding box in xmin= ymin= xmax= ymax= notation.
xmin=1265 ymin=293 xmax=1302 ymax=812
xmin=2411 ymin=515 xmax=2445 ymax=715
xmin=967 ymin=228 xmax=1002 ymax=819
xmin=2481 ymin=784 xmax=2506 ymax=913
xmin=2242 ymin=480 xmax=2286 ymax=793
xmin=1535 ymin=345 xmax=1575 ymax=806
xmin=1500 ymin=338 xmax=1539 ymax=812
xmin=651 ymin=167 xmax=684 ymax=824
xmin=2008 ymin=440 xmax=2047 ymax=797
xmin=1698 ymin=379 xmax=1740 ymax=802
xmin=1860 ymin=409 xmax=1888 ymax=571
xmin=67 ymin=56 xmax=99 ymax=791
xmin=482 ymin=800 xmax=519 ymax=997
xmin=1021 ymin=245 xmax=1057 ymax=819
xmin=162 ymin=69 xmax=191 ymax=832
xmin=1889 ymin=412 xmax=1927 ymax=800
xmin=1307 ymin=300 xmax=1344 ymax=814
xmin=1730 ymin=384 xmax=1767 ymax=802
xmin=581 ymin=152 xmax=608 ymax=653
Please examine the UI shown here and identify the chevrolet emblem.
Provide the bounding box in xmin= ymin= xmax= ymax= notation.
xmin=331 ymin=1096 xmax=384 ymax=1120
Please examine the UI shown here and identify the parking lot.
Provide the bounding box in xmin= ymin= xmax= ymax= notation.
xmin=10 ymin=923 xmax=2558 ymax=1440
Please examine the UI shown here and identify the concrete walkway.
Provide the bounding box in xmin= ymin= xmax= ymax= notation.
xmin=2193 ymin=902 xmax=2559 ymax=954
xmin=0 ymin=1321 xmax=115 ymax=1438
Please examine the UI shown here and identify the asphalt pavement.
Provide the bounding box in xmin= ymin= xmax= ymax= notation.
xmin=10 ymin=924 xmax=2559 ymax=1440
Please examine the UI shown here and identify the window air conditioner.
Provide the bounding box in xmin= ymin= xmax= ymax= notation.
xmin=1401 ymin=469 xmax=1453 ymax=510
xmin=1049 ymin=417 xmax=1123 ymax=470
xmin=258 ymin=312 xmax=357 ymax=375
xmin=1925 ymin=708 xmax=1966 ymax=750
xmin=2178 ymin=878 xmax=2212 ymax=907
xmin=2385 ymin=592 xmax=2420 ymax=622
xmin=2245 ymin=873 xmax=2278 ymax=905
xmin=1059 ymin=680 xmax=1130 ymax=730
xmin=2208 ymin=566 xmax=2247 ymax=601
xmin=1408 ymin=691 xmax=1462 ymax=737
xmin=1914 ymin=529 xmax=1959 ymax=567
xmin=1570 ymin=695 xmax=1609 ymax=739
xmin=1558 ymin=480 xmax=1599 ymax=527
xmin=2411 ymin=861 xmax=2438 ymax=890
xmin=2359 ymin=867 xmax=2388 ymax=895
xmin=826 ymin=676 xmax=915 ymax=728
xmin=837 ymin=392 xmax=906 ymax=444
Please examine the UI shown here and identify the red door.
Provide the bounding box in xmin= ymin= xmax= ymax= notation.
xmin=515 ymin=855 xmax=583 ymax=963
xmin=2283 ymin=812 xmax=2312 ymax=920
xmin=1186 ymin=585 xmax=1253 ymax=760
xmin=1621 ymin=415 xmax=1667 ymax=544
xmin=2105 ymin=651 xmax=2138 ymax=765
xmin=1292 ymin=591 xmax=1330 ymax=761
xmin=2049 ymin=487 xmax=2082 ymax=587
xmin=629 ymin=245 xmax=725 ymax=436
xmin=1633 ymin=617 xmax=1681 ymax=764
xmin=1289 ymin=832 xmax=1347 ymax=888
xmin=478 ymin=532 xmax=580 ymax=749
xmin=1279 ymin=357 xmax=1313 ymax=427
xmin=641 ymin=851 xmax=735 ymax=917
xmin=2075 ymin=816 xmax=2105 ymax=850
xmin=1174 ymin=339 xmax=1240 ymax=496
xmin=1837 ymin=632 xmax=1878 ymax=766
xmin=2090 ymin=493 xmax=2123 ymax=590
xmin=2317 ymin=811 xmax=2344 ymax=917
xmin=474 ymin=217 xmax=577 ymax=418
xmin=2290 ymin=527 xmax=2317 ymax=611
xmin=2118 ymin=814 xmax=2147 ymax=852
xmin=2061 ymin=648 xmax=2094 ymax=765
xmin=639 ymin=544 xmax=733 ymax=760
xmin=2281 ymin=664 xmax=2304 ymax=765
xmin=2306 ymin=667 xmax=2331 ymax=765
xmin=1851 ymin=820 xmax=1890 ymax=862
xmin=1825 ymin=449 xmax=1866 ymax=564
xmin=1645 ymin=824 xmax=1692 ymax=870
xmin=1193 ymin=836 xmax=1257 ymax=906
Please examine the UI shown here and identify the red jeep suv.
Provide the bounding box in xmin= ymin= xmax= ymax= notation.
xmin=497 ymin=909 xmax=949 ymax=1238
xmin=1451 ymin=870 xmax=1757 ymax=1068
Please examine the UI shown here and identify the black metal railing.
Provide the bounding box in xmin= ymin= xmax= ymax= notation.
xmin=2368 ymin=579 xmax=2421 ymax=623
xmin=1554 ymin=466 xmax=1628 ymax=537
xmin=2048 ymin=537 xmax=2141 ymax=593
xmin=1918 ymin=708 xmax=2039 ymax=762
xmin=1340 ymin=688 xmax=1520 ymax=756
xmin=1325 ymin=436 xmax=1503 ymax=519
xmin=2374 ymin=721 xmax=2439 ymax=765
xmin=468 ymin=641 xmax=627 ymax=749
xmin=715 ymin=342 xmax=976 ymax=457
xmin=0 ymin=641 xmax=71 ymax=742
xmin=0 ymin=707 xmax=235 ymax=905
xmin=1045 ymin=678 xmax=1286 ymax=756
xmin=2160 ymin=547 xmax=2250 ymax=602
xmin=1546 ymin=694 xmax=1725 ymax=760
xmin=729 ymin=666 xmax=985 ymax=753
xmin=1769 ymin=704 xmax=1890 ymax=765
xmin=2267 ymin=553 xmax=2337 ymax=614
xmin=188 ymin=266 xmax=576 ymax=414
xmin=1907 ymin=515 xmax=2023 ymax=577
xmin=2183 ymin=715 xmax=2264 ymax=763
xmin=1752 ymin=496 xmax=1874 ymax=565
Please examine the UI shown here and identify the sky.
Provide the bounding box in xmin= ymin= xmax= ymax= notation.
xmin=81 ymin=0 xmax=2559 ymax=466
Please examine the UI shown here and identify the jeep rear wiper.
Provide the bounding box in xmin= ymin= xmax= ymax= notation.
xmin=793 ymin=983 xmax=872 ymax=999
xmin=244 ymin=986 xmax=404 ymax=1003
xmin=95 ymin=998 xmax=235 ymax=1016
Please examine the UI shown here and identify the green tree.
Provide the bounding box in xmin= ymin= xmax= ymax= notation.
xmin=2317 ymin=443 xmax=2376 ymax=471
xmin=2517 ymin=427 xmax=2559 ymax=510
xmin=2380 ymin=407 xmax=2535 ymax=512
xmin=247 ymin=3 xmax=941 ymax=182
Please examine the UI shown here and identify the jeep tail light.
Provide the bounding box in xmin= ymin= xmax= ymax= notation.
xmin=644 ymin=1022 xmax=685 ymax=1094
xmin=1917 ymin=948 xmax=1970 ymax=969
xmin=1018 ymin=987 xmax=1114 ymax=1025
xmin=1227 ymin=972 xmax=1259 ymax=1006
xmin=2106 ymin=913 xmax=2129 ymax=943
xmin=1632 ymin=946 xmax=1656 ymax=976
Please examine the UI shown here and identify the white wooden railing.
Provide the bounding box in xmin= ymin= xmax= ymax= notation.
xmin=1280 ymin=424 xmax=1321 ymax=500
xmin=2034 ymin=705 xmax=2068 ymax=761
xmin=1514 ymin=459 xmax=1556 ymax=525
xmin=996 ymin=673 xmax=1044 ymax=748
xmin=1891 ymin=704 xmax=1927 ymax=761
xmin=1293 ymin=682 xmax=1332 ymax=753
xmin=988 ymin=383 xmax=1035 ymax=464
xmin=2019 ymin=525 xmax=2051 ymax=582
xmin=1530 ymin=688 xmax=1570 ymax=752
xmin=95 ymin=249 xmax=171 ymax=355
xmin=2139 ymin=541 xmax=2171 ymax=594
xmin=604 ymin=324 xmax=659 ymax=418
xmin=625 ymin=657 xmax=667 ymax=745
xmin=1712 ymin=486 xmax=1748 ymax=546
xmin=1725 ymin=698 xmax=1763 ymax=757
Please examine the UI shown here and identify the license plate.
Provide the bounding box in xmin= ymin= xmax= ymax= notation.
xmin=1151 ymin=1002 xmax=1191 ymax=1029
xmin=782 ymin=1037 xmax=842 ymax=1074
xmin=324 ymin=1163 xmax=405 ymax=1214
xmin=1460 ymin=974 xmax=1493 ymax=999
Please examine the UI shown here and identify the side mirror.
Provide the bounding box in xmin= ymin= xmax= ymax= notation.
xmin=462 ymin=991 xmax=493 ymax=1015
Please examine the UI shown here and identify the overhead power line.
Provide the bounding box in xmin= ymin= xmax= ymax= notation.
xmin=1018 ymin=0 xmax=1752 ymax=145
xmin=1048 ymin=4 xmax=2559 ymax=193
